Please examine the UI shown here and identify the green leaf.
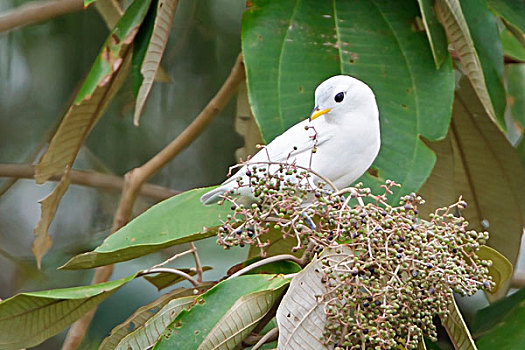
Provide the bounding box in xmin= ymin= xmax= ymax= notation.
xmin=441 ymin=294 xmax=477 ymax=350
xmin=436 ymin=0 xmax=503 ymax=129
xmin=100 ymin=288 xmax=204 ymax=350
xmin=247 ymin=227 xmax=304 ymax=260
xmin=84 ymin=0 xmax=97 ymax=6
xmin=477 ymin=245 xmax=513 ymax=295
xmin=474 ymin=288 xmax=525 ymax=349
xmin=500 ymin=29 xmax=525 ymax=62
xmin=487 ymin=0 xmax=525 ymax=33
xmin=242 ymin=0 xmax=454 ymax=203
xmin=0 ymin=274 xmax=136 ymax=349
xmin=154 ymin=274 xmax=289 ymax=349
xmin=506 ymin=64 xmax=525 ymax=129
xmin=132 ymin=0 xmax=179 ymax=125
xmin=61 ymin=187 xmax=232 ymax=270
xmin=144 ymin=266 xmax=213 ymax=291
xmin=473 ymin=287 xmax=525 ymax=343
xmin=417 ymin=0 xmax=450 ymax=69
xmin=460 ymin=0 xmax=506 ymax=126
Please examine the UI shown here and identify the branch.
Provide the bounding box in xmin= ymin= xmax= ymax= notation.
xmin=228 ymin=254 xmax=304 ymax=280
xmin=0 ymin=0 xmax=84 ymax=34
xmin=61 ymin=53 xmax=245 ymax=350
xmin=251 ymin=328 xmax=279 ymax=350
xmin=138 ymin=267 xmax=200 ymax=287
xmin=0 ymin=163 xmax=178 ymax=201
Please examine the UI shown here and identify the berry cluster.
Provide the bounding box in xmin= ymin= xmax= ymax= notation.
xmin=217 ymin=163 xmax=493 ymax=349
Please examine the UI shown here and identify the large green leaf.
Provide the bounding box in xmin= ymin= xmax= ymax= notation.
xmin=474 ymin=287 xmax=525 ymax=349
xmin=0 ymin=274 xmax=136 ymax=349
xmin=61 ymin=187 xmax=231 ymax=269
xmin=487 ymin=0 xmax=525 ymax=33
xmin=242 ymin=0 xmax=454 ymax=202
xmin=154 ymin=274 xmax=289 ymax=349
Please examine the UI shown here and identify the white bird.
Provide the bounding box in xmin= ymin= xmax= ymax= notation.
xmin=200 ymin=75 xmax=381 ymax=205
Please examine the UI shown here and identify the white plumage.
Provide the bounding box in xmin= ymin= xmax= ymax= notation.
xmin=200 ymin=75 xmax=381 ymax=205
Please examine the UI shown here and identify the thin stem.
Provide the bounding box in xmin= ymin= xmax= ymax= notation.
xmin=0 ymin=0 xmax=84 ymax=34
xmin=0 ymin=164 xmax=178 ymax=200
xmin=138 ymin=268 xmax=200 ymax=287
xmin=228 ymin=254 xmax=304 ymax=279
xmin=150 ymin=246 xmax=195 ymax=269
xmin=251 ymin=328 xmax=279 ymax=350
xmin=61 ymin=53 xmax=245 ymax=350
xmin=190 ymin=242 xmax=203 ymax=282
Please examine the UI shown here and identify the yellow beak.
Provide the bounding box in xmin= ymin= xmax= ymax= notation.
xmin=309 ymin=108 xmax=331 ymax=121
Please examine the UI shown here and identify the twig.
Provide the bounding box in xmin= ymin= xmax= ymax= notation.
xmin=251 ymin=328 xmax=279 ymax=350
xmin=150 ymin=246 xmax=195 ymax=269
xmin=0 ymin=0 xmax=84 ymax=34
xmin=190 ymin=242 xmax=203 ymax=282
xmin=138 ymin=267 xmax=200 ymax=287
xmin=61 ymin=53 xmax=245 ymax=350
xmin=0 ymin=163 xmax=178 ymax=200
xmin=228 ymin=254 xmax=304 ymax=279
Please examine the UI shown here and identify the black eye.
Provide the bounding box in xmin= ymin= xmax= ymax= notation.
xmin=334 ymin=92 xmax=344 ymax=103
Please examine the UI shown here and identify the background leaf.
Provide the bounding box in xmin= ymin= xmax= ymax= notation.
xmin=474 ymin=287 xmax=525 ymax=349
xmin=419 ymin=76 xmax=525 ymax=267
xmin=0 ymin=274 xmax=136 ymax=349
xmin=486 ymin=0 xmax=525 ymax=33
xmin=133 ymin=0 xmax=179 ymax=125
xmin=154 ymin=274 xmax=289 ymax=350
xmin=242 ymin=0 xmax=455 ymax=203
xmin=61 ymin=187 xmax=232 ymax=270
xmin=506 ymin=64 xmax=525 ymax=130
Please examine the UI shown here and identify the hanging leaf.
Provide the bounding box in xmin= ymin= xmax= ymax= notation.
xmin=61 ymin=187 xmax=232 ymax=270
xmin=100 ymin=287 xmax=207 ymax=350
xmin=242 ymin=0 xmax=455 ymax=203
xmin=154 ymin=274 xmax=289 ymax=349
xmin=460 ymin=0 xmax=506 ymax=125
xmin=32 ymin=169 xmax=70 ymax=268
xmin=94 ymin=0 xmax=123 ymax=29
xmin=35 ymin=0 xmax=152 ymax=184
xmin=31 ymin=0 xmax=153 ymax=267
xmin=416 ymin=0 xmax=450 ymax=69
xmin=132 ymin=0 xmax=179 ymax=125
xmin=0 ymin=274 xmax=137 ymax=349
xmin=441 ymin=294 xmax=477 ymax=350
xmin=435 ymin=0 xmax=502 ymax=128
xmin=419 ymin=76 xmax=525 ymax=269
xmin=144 ymin=266 xmax=212 ymax=291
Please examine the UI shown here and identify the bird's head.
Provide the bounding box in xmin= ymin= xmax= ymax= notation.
xmin=309 ymin=75 xmax=377 ymax=122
